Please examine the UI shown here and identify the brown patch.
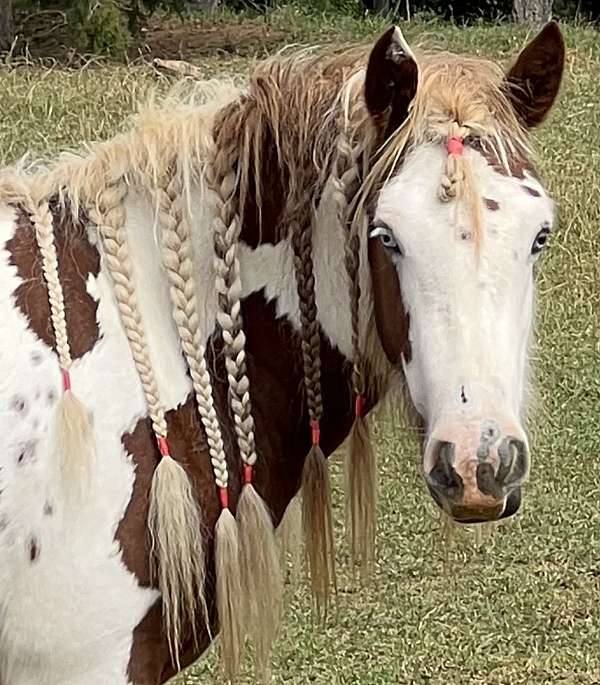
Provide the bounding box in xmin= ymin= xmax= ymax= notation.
xmin=368 ymin=238 xmax=411 ymax=365
xmin=123 ymin=291 xmax=364 ymax=682
xmin=522 ymin=185 xmax=541 ymax=197
xmin=484 ymin=198 xmax=500 ymax=211
xmin=6 ymin=202 xmax=101 ymax=360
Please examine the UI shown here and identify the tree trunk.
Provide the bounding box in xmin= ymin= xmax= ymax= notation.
xmin=512 ymin=0 xmax=553 ymax=24
xmin=0 ymin=0 xmax=13 ymax=52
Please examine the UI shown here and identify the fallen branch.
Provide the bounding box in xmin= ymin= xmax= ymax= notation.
xmin=152 ymin=57 xmax=204 ymax=80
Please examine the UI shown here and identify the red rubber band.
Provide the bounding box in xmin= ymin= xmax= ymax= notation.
xmin=219 ymin=487 xmax=229 ymax=510
xmin=243 ymin=464 xmax=253 ymax=485
xmin=447 ymin=137 xmax=464 ymax=156
xmin=156 ymin=436 xmax=170 ymax=457
xmin=310 ymin=419 xmax=320 ymax=447
xmin=61 ymin=369 xmax=71 ymax=392
xmin=355 ymin=394 xmax=365 ymax=419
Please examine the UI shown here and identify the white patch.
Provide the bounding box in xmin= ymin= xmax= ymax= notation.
xmin=181 ymin=181 xmax=354 ymax=356
xmin=374 ymin=144 xmax=554 ymax=467
xmin=0 ymin=183 xmax=357 ymax=683
xmin=0 ymin=204 xmax=158 ymax=685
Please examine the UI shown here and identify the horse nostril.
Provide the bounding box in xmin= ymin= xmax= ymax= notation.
xmin=500 ymin=487 xmax=522 ymax=518
xmin=497 ymin=437 xmax=529 ymax=489
xmin=426 ymin=441 xmax=463 ymax=501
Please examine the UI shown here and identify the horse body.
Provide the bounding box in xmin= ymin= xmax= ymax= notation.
xmin=0 ymin=170 xmax=364 ymax=683
xmin=0 ymin=23 xmax=565 ymax=684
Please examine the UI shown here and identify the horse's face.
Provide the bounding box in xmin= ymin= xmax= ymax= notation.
xmin=365 ymin=25 xmax=565 ymax=523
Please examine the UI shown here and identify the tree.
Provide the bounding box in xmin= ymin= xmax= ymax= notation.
xmin=513 ymin=0 xmax=553 ymax=23
xmin=0 ymin=0 xmax=14 ymax=52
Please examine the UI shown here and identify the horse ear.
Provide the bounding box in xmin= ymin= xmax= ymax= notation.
xmin=505 ymin=21 xmax=565 ymax=129
xmin=365 ymin=26 xmax=419 ymax=137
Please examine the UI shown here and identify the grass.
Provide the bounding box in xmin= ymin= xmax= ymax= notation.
xmin=1 ymin=7 xmax=599 ymax=685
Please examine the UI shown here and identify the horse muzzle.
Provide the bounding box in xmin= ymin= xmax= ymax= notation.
xmin=423 ymin=424 xmax=530 ymax=524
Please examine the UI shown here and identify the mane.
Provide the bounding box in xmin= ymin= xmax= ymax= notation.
xmin=0 ymin=39 xmax=536 ymax=673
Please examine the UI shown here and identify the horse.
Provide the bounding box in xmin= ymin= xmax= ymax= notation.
xmin=0 ymin=21 xmax=565 ymax=685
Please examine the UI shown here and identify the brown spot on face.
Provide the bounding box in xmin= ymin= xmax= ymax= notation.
xmin=43 ymin=501 xmax=54 ymax=516
xmin=6 ymin=202 xmax=101 ymax=360
xmin=47 ymin=389 xmax=57 ymax=406
xmin=29 ymin=537 xmax=40 ymax=563
xmin=485 ymin=198 xmax=500 ymax=211
xmin=523 ymin=185 xmax=541 ymax=197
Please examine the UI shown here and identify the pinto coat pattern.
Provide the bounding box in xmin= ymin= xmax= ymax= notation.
xmin=0 ymin=23 xmax=564 ymax=685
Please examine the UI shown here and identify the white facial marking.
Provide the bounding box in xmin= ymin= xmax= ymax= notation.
xmin=374 ymin=144 xmax=554 ymax=458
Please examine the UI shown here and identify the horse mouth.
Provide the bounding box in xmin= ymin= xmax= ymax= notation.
xmin=426 ymin=483 xmax=522 ymax=524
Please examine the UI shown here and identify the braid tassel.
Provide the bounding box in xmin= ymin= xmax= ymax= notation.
xmin=237 ymin=468 xmax=282 ymax=679
xmin=345 ymin=392 xmax=377 ymax=580
xmin=148 ymin=435 xmax=207 ymax=667
xmin=301 ymin=419 xmax=336 ymax=617
xmin=30 ymin=200 xmax=95 ymax=499
xmin=214 ymin=493 xmax=243 ymax=683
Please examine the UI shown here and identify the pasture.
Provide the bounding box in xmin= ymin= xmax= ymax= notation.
xmin=1 ymin=8 xmax=598 ymax=684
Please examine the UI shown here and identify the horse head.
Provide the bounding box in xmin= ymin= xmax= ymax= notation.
xmin=364 ymin=24 xmax=565 ymax=523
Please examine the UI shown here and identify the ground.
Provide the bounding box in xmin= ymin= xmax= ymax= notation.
xmin=1 ymin=7 xmax=599 ymax=685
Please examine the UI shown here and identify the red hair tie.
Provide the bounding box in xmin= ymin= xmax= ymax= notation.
xmin=156 ymin=436 xmax=170 ymax=458
xmin=61 ymin=368 xmax=71 ymax=392
xmin=243 ymin=464 xmax=253 ymax=485
xmin=447 ymin=137 xmax=464 ymax=156
xmin=219 ymin=487 xmax=229 ymax=510
xmin=310 ymin=419 xmax=321 ymax=447
xmin=355 ymin=394 xmax=365 ymax=419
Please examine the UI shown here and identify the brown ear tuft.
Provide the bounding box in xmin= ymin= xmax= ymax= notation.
xmin=506 ymin=21 xmax=565 ymax=129
xmin=365 ymin=26 xmax=419 ymax=139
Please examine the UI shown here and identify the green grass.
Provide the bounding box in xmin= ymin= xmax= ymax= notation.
xmin=1 ymin=9 xmax=599 ymax=685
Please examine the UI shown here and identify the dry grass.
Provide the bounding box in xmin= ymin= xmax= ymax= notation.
xmin=1 ymin=9 xmax=599 ymax=685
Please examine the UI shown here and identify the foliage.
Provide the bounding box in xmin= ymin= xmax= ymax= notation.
xmin=68 ymin=1 xmax=132 ymax=55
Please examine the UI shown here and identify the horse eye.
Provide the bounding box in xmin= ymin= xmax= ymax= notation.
xmin=531 ymin=225 xmax=551 ymax=256
xmin=369 ymin=223 xmax=402 ymax=255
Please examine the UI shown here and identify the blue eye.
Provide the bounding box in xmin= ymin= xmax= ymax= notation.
xmin=369 ymin=222 xmax=402 ymax=255
xmin=531 ymin=224 xmax=550 ymax=256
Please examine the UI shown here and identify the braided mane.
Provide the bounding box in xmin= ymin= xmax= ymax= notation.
xmin=0 ymin=38 xmax=535 ymax=676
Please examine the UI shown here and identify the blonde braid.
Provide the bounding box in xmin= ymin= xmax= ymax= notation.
xmin=332 ymin=131 xmax=378 ymax=580
xmin=206 ymin=141 xmax=283 ymax=679
xmin=205 ymin=165 xmax=257 ymax=470
xmin=30 ymin=200 xmax=71 ymax=371
xmin=154 ymin=165 xmax=229 ymax=493
xmin=29 ymin=197 xmax=95 ymax=496
xmin=439 ymin=122 xmax=470 ymax=202
xmin=90 ymin=181 xmax=167 ymax=436
xmin=438 ymin=122 xmax=483 ymax=251
xmin=89 ymin=178 xmax=205 ymax=668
